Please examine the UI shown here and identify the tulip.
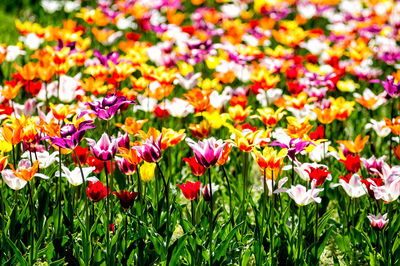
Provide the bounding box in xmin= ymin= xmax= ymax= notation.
xmin=56 ymin=165 xmax=96 ymax=186
xmin=305 ymin=166 xmax=331 ymax=187
xmin=367 ymin=213 xmax=389 ymax=231
xmin=86 ymin=133 xmax=118 ymax=161
xmin=133 ymin=134 xmax=163 ymax=163
xmin=49 ymin=121 xmax=95 ymax=150
xmin=86 ymin=181 xmax=110 ymax=202
xmin=270 ymin=138 xmax=314 ymax=162
xmin=177 ymin=181 xmax=201 ymax=200
xmin=115 ymin=157 xmax=136 ymax=175
xmin=186 ymin=137 xmax=226 ymax=168
xmin=86 ymin=93 xmax=135 ymax=120
xmin=331 ymin=174 xmax=366 ymax=198
xmin=1 ymin=169 xmax=28 ymax=190
xmin=113 ymin=190 xmax=138 ymax=210
xmin=339 ymin=154 xmax=361 ymax=173
xmin=287 ymin=184 xmax=324 ymax=206
xmin=140 ymin=162 xmax=156 ymax=183
xmin=72 ymin=146 xmax=90 ymax=166
xmin=183 ymin=156 xmax=206 ymax=176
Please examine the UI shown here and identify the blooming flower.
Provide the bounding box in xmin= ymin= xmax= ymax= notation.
xmin=202 ymin=183 xmax=220 ymax=201
xmin=270 ymin=138 xmax=314 ymax=162
xmin=9 ymin=159 xmax=42 ymax=182
xmin=140 ymin=162 xmax=156 ymax=183
xmin=332 ymin=174 xmax=366 ymax=198
xmin=339 ymin=154 xmax=361 ymax=173
xmin=305 ymin=166 xmax=331 ymax=187
xmin=186 ymin=137 xmax=226 ymax=168
xmin=177 ymin=180 xmax=201 ymax=200
xmin=286 ymin=184 xmax=324 ymax=206
xmin=21 ymin=150 xmax=59 ymax=169
xmin=371 ymin=75 xmax=400 ymax=98
xmin=134 ymin=134 xmax=162 ymax=163
xmin=1 ymin=169 xmax=27 ymax=190
xmin=49 ymin=120 xmax=95 ymax=150
xmin=113 ymin=190 xmax=138 ymax=210
xmin=183 ymin=156 xmax=206 ymax=176
xmin=365 ymin=119 xmax=391 ymax=138
xmin=367 ymin=213 xmax=389 ymax=231
xmin=337 ymin=134 xmax=369 ymax=154
xmin=86 ymin=133 xmax=118 ymax=161
xmin=87 ymin=181 xmax=110 ymax=202
xmin=56 ymin=165 xmax=96 ymax=186
xmin=86 ymin=93 xmax=135 ymax=120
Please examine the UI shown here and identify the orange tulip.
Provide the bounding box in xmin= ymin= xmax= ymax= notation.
xmin=384 ymin=117 xmax=400 ymax=135
xmin=286 ymin=116 xmax=313 ymax=139
xmin=313 ymin=107 xmax=337 ymax=124
xmin=15 ymin=63 xmax=37 ymax=81
xmin=50 ymin=103 xmax=76 ymax=121
xmin=161 ymin=128 xmax=186 ymax=150
xmin=1 ymin=81 xmax=22 ymax=100
xmin=337 ymin=134 xmax=369 ymax=154
xmin=217 ymin=144 xmax=233 ymax=166
xmin=9 ymin=160 xmax=39 ymax=182
xmin=119 ymin=147 xmax=142 ymax=166
xmin=115 ymin=117 xmax=148 ymax=135
xmin=184 ymin=88 xmax=210 ymax=113
xmin=2 ymin=120 xmax=23 ymax=145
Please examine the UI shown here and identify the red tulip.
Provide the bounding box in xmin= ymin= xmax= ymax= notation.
xmin=177 ymin=180 xmax=201 ymax=200
xmin=305 ymin=166 xmax=330 ymax=187
xmin=86 ymin=181 xmax=110 ymax=202
xmin=113 ymin=190 xmax=138 ymax=210
xmin=72 ymin=146 xmax=90 ymax=166
xmin=309 ymin=125 xmax=325 ymax=141
xmin=183 ymin=156 xmax=206 ymax=176
xmin=339 ymin=154 xmax=361 ymax=173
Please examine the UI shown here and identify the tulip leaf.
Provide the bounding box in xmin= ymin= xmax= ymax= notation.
xmin=5 ymin=236 xmax=27 ymax=265
xmin=214 ymin=222 xmax=243 ymax=262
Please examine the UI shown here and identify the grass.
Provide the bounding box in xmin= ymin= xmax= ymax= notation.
xmin=0 ymin=8 xmax=19 ymax=45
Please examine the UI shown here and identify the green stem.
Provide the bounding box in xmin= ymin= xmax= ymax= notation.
xmin=28 ymin=181 xmax=35 ymax=264
xmin=208 ymin=168 xmax=213 ymax=266
xmin=259 ymin=168 xmax=267 ymax=263
xmin=297 ymin=206 xmax=303 ymax=261
xmin=270 ymin=170 xmax=274 ymax=265
xmin=73 ymin=149 xmax=90 ymax=264
xmin=156 ymin=162 xmax=169 ymax=236
xmin=104 ymin=161 xmax=110 ymax=264
xmin=57 ymin=149 xmax=62 ymax=236
xmin=222 ymin=166 xmax=233 ymax=226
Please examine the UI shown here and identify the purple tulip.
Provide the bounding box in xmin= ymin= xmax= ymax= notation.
xmin=186 ymin=137 xmax=226 ymax=169
xmin=133 ymin=135 xmax=163 ymax=163
xmin=86 ymin=133 xmax=118 ymax=161
xmin=371 ymin=75 xmax=400 ymax=98
xmin=85 ymin=93 xmax=135 ymax=120
xmin=270 ymin=138 xmax=314 ymax=162
xmin=93 ymin=49 xmax=120 ymax=67
xmin=115 ymin=157 xmax=136 ymax=175
xmin=117 ymin=132 xmax=130 ymax=150
xmin=48 ymin=120 xmax=95 ymax=150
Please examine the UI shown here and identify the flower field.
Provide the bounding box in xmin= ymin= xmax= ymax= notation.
xmin=1 ymin=0 xmax=400 ymax=265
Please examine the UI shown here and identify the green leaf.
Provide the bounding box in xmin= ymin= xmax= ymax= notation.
xmin=169 ymin=235 xmax=188 ymax=265
xmin=5 ymin=236 xmax=27 ymax=265
xmin=317 ymin=227 xmax=333 ymax=258
xmin=214 ymin=222 xmax=243 ymax=262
